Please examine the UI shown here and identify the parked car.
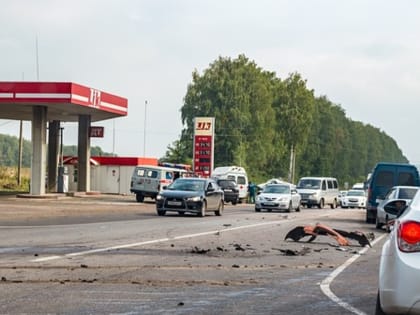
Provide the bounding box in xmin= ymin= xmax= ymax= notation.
xmin=257 ymin=178 xmax=284 ymax=190
xmin=352 ymin=182 xmax=365 ymax=191
xmin=375 ymin=186 xmax=420 ymax=230
xmin=216 ymin=179 xmax=239 ymax=205
xmin=212 ymin=166 xmax=248 ymax=203
xmin=366 ymin=162 xmax=420 ymax=223
xmin=255 ymin=183 xmax=301 ymax=212
xmin=296 ymin=177 xmax=339 ymax=209
xmin=130 ymin=165 xmax=188 ymax=202
xmin=341 ymin=189 xmax=366 ymax=209
xmin=338 ymin=190 xmax=348 ymax=207
xmin=155 ymin=177 xmax=224 ymax=217
xmin=376 ymin=196 xmax=420 ymax=314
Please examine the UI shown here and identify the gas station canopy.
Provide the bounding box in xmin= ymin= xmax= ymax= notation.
xmin=0 ymin=81 xmax=128 ymax=196
xmin=0 ymin=81 xmax=128 ymax=122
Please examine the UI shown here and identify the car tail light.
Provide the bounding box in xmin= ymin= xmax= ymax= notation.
xmin=398 ymin=221 xmax=420 ymax=252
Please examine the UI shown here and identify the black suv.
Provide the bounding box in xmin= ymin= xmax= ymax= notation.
xmin=217 ymin=179 xmax=239 ymax=205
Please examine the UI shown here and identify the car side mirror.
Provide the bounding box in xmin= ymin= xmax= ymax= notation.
xmin=384 ymin=200 xmax=407 ymax=217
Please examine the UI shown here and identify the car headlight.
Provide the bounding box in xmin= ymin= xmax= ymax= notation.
xmin=187 ymin=196 xmax=201 ymax=202
xmin=156 ymin=195 xmax=163 ymax=201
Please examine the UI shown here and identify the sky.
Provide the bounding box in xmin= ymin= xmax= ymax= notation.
xmin=1 ymin=0 xmax=420 ymax=164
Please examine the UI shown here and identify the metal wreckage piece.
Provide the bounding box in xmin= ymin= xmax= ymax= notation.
xmin=285 ymin=223 xmax=374 ymax=247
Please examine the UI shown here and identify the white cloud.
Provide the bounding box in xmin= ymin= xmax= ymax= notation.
xmin=1 ymin=0 xmax=420 ymax=163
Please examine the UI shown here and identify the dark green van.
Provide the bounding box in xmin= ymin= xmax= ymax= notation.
xmin=365 ymin=162 xmax=420 ymax=223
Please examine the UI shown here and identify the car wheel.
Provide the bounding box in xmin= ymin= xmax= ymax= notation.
xmin=318 ymin=199 xmax=324 ymax=209
xmin=385 ymin=216 xmax=391 ymax=233
xmin=199 ymin=201 xmax=207 ymax=217
xmin=136 ymin=193 xmax=144 ymax=202
xmin=232 ymin=200 xmax=237 ymax=205
xmin=375 ymin=291 xmax=386 ymax=315
xmin=178 ymin=211 xmax=185 ymax=216
xmin=330 ymin=199 xmax=337 ymax=209
xmin=287 ymin=202 xmax=292 ymax=212
xmin=375 ymin=216 xmax=382 ymax=230
xmin=255 ymin=207 xmax=261 ymax=212
xmin=215 ymin=200 xmax=223 ymax=216
xmin=296 ymin=203 xmax=300 ymax=212
xmin=157 ymin=210 xmax=165 ymax=216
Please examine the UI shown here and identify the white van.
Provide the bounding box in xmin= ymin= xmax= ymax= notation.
xmin=130 ymin=165 xmax=188 ymax=202
xmin=212 ymin=166 xmax=249 ymax=202
xmin=296 ymin=177 xmax=339 ymax=209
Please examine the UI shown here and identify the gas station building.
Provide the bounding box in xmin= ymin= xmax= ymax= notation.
xmin=0 ymin=82 xmax=128 ymax=195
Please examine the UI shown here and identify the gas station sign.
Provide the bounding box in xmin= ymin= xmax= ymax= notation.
xmin=193 ymin=117 xmax=215 ymax=177
xmin=89 ymin=126 xmax=104 ymax=138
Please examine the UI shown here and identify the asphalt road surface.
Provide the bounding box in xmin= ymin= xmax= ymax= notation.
xmin=0 ymin=194 xmax=386 ymax=314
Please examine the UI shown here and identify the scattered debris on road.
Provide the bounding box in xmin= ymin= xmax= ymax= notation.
xmin=284 ymin=223 xmax=373 ymax=247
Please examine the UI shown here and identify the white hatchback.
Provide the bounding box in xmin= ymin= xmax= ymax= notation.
xmin=340 ymin=189 xmax=366 ymax=208
xmin=255 ymin=183 xmax=301 ymax=212
xmin=376 ymin=192 xmax=420 ymax=314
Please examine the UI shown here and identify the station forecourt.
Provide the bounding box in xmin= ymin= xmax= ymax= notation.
xmin=0 ymin=81 xmax=128 ymax=196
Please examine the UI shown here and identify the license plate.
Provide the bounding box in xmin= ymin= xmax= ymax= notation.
xmin=224 ymin=189 xmax=232 ymax=192
xmin=263 ymin=202 xmax=275 ymax=206
xmin=168 ymin=201 xmax=182 ymax=206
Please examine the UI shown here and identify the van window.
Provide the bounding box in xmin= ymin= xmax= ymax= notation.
xmin=297 ymin=179 xmax=321 ymax=189
xmin=165 ymin=172 xmax=173 ymax=180
xmin=333 ymin=180 xmax=338 ymax=189
xmin=147 ymin=170 xmax=158 ymax=178
xmin=227 ymin=175 xmax=236 ymax=182
xmin=322 ymin=180 xmax=326 ymax=190
xmin=237 ymin=176 xmax=246 ymax=185
xmin=376 ymin=171 xmax=394 ymax=186
xmin=327 ymin=180 xmax=333 ymax=189
xmin=136 ymin=169 xmax=145 ymax=177
xmin=398 ymin=172 xmax=415 ymax=186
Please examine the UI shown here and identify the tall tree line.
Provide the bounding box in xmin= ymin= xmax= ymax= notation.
xmin=162 ymin=54 xmax=408 ymax=185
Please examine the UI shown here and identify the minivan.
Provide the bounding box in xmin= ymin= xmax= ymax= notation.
xmin=130 ymin=165 xmax=188 ymax=202
xmin=296 ymin=177 xmax=339 ymax=209
xmin=365 ymin=162 xmax=420 ymax=223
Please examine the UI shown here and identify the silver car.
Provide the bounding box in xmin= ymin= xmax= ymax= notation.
xmin=376 ymin=196 xmax=420 ymax=314
xmin=375 ymin=186 xmax=420 ymax=231
xmin=255 ymin=183 xmax=301 ymax=212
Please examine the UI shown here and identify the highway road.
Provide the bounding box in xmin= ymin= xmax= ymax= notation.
xmin=0 ymin=194 xmax=386 ymax=314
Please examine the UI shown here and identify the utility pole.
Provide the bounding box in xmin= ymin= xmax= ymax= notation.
xmin=143 ymin=100 xmax=147 ymax=157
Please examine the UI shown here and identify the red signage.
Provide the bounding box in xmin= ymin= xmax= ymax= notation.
xmin=89 ymin=126 xmax=104 ymax=138
xmin=193 ymin=117 xmax=215 ymax=177
xmin=194 ymin=135 xmax=212 ymax=176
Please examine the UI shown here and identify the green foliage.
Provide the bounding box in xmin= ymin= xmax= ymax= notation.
xmin=0 ymin=134 xmax=114 ymax=168
xmin=163 ymin=54 xmax=409 ymax=186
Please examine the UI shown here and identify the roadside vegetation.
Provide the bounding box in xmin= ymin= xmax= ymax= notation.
xmin=0 ymin=134 xmax=113 ymax=192
xmin=0 ymin=55 xmax=408 ymax=188
xmin=0 ymin=166 xmax=30 ymax=192
xmin=161 ymin=54 xmax=407 ymax=185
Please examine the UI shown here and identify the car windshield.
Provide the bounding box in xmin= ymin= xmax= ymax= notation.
xmin=263 ymin=185 xmax=290 ymax=194
xmin=218 ymin=180 xmax=236 ymax=188
xmin=347 ymin=190 xmax=365 ymax=196
xmin=168 ymin=179 xmax=205 ymax=192
xmin=297 ymin=179 xmax=320 ymax=189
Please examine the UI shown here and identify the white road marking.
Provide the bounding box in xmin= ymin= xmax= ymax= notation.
xmin=30 ymin=219 xmax=299 ymax=262
xmin=320 ymin=233 xmax=387 ymax=315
